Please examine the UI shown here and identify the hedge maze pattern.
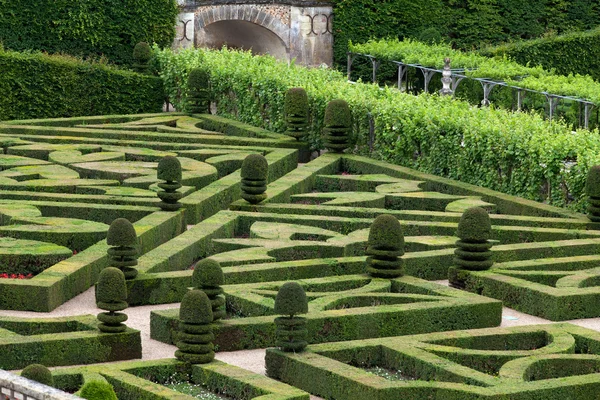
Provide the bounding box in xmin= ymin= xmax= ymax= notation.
xmin=0 ymin=112 xmax=600 ymax=398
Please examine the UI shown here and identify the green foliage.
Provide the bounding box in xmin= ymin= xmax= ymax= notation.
xmin=0 ymin=0 xmax=178 ymax=66
xmin=0 ymin=49 xmax=164 ymax=121
xmin=96 ymin=267 xmax=128 ymax=304
xmin=274 ymin=282 xmax=308 ymax=317
xmin=179 ymin=290 xmax=213 ymax=325
xmin=107 ymin=218 xmax=138 ymax=247
xmin=367 ymin=214 xmax=404 ymax=250
xmin=187 ymin=68 xmax=211 ymax=114
xmin=585 ymin=165 xmax=600 ymax=198
xmin=241 ymin=154 xmax=269 ymax=181
xmin=79 ymin=380 xmax=118 ymax=400
xmin=133 ymin=42 xmax=152 ymax=74
xmin=323 ymin=99 xmax=352 ymax=153
xmin=456 ymin=207 xmax=492 ymax=241
xmin=21 ymin=364 xmax=54 ymax=387
xmin=193 ymin=259 xmax=224 ymax=288
xmin=157 ymin=156 xmax=182 ymax=182
xmin=284 ymin=88 xmax=309 ymax=140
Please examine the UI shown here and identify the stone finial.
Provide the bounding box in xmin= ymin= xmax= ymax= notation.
xmin=240 ymin=153 xmax=268 ymax=204
xmin=106 ymin=218 xmax=138 ymax=279
xmin=157 ymin=156 xmax=183 ymax=211
xmin=192 ymin=259 xmax=226 ymax=321
xmin=366 ymin=214 xmax=405 ymax=278
xmin=586 ymin=165 xmax=600 ymax=222
xmin=187 ymin=68 xmax=210 ymax=114
xmin=284 ymin=88 xmax=309 ymax=141
xmin=274 ymin=282 xmax=308 ymax=352
xmin=323 ymin=99 xmax=352 ymax=153
xmin=176 ymin=290 xmax=215 ymax=364
xmin=96 ymin=267 xmax=129 ymax=333
xmin=439 ymin=57 xmax=453 ymax=96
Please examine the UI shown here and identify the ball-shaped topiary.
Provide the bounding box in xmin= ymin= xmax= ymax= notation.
xmin=187 ymin=68 xmax=210 ymax=114
xmin=366 ymin=214 xmax=405 ymax=279
xmin=79 ymin=380 xmax=118 ymax=400
xmin=452 ymin=207 xmax=494 ymax=278
xmin=132 ymin=42 xmax=152 ymax=74
xmin=96 ymin=267 xmax=129 ymax=333
xmin=586 ymin=165 xmax=600 ymax=222
xmin=284 ymin=88 xmax=309 ymax=141
xmin=176 ymin=289 xmax=215 ymax=364
xmin=21 ymin=364 xmax=54 ymax=387
xmin=107 ymin=218 xmax=138 ymax=279
xmin=274 ymin=282 xmax=309 ymax=352
xmin=240 ymin=153 xmax=268 ymax=204
xmin=157 ymin=156 xmax=183 ymax=211
xmin=323 ymin=99 xmax=352 ymax=153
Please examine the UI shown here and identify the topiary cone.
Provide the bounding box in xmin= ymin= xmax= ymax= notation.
xmin=96 ymin=267 xmax=129 ymax=333
xmin=274 ymin=282 xmax=308 ymax=352
xmin=323 ymin=99 xmax=352 ymax=153
xmin=187 ymin=68 xmax=210 ymax=114
xmin=193 ymin=259 xmax=226 ymax=321
xmin=157 ymin=156 xmax=183 ymax=211
xmin=366 ymin=214 xmax=405 ymax=278
xmin=284 ymin=88 xmax=309 ymax=141
xmin=240 ymin=153 xmax=268 ymax=204
xmin=21 ymin=364 xmax=54 ymax=387
xmin=176 ymin=289 xmax=215 ymax=364
xmin=586 ymin=165 xmax=600 ymax=222
xmin=107 ymin=218 xmax=138 ymax=279
xmin=132 ymin=42 xmax=151 ymax=74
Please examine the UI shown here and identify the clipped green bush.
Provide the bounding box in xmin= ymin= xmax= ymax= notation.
xmin=176 ymin=290 xmax=215 ymax=364
xmin=96 ymin=267 xmax=129 ymax=333
xmin=366 ymin=214 xmax=405 ymax=278
xmin=274 ymin=282 xmax=308 ymax=352
xmin=241 ymin=154 xmax=268 ymax=204
xmin=187 ymin=68 xmax=211 ymax=114
xmin=157 ymin=156 xmax=183 ymax=211
xmin=107 ymin=218 xmax=138 ymax=279
xmin=284 ymin=88 xmax=309 ymax=140
xmin=133 ymin=42 xmax=152 ymax=74
xmin=21 ymin=364 xmax=54 ymax=387
xmin=586 ymin=165 xmax=600 ymax=222
xmin=79 ymin=379 xmax=118 ymax=400
xmin=452 ymin=207 xmax=494 ymax=284
xmin=193 ymin=259 xmax=226 ymax=321
xmin=323 ymin=99 xmax=352 ymax=153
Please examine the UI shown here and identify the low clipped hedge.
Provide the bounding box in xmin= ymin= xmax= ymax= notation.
xmin=154 ymin=47 xmax=600 ymax=212
xmin=0 ymin=50 xmax=164 ymax=121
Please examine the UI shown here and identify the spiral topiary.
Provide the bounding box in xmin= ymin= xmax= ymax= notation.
xmin=284 ymin=88 xmax=309 ymax=140
xmin=240 ymin=153 xmax=268 ymax=204
xmin=193 ymin=259 xmax=226 ymax=321
xmin=187 ymin=68 xmax=210 ymax=114
xmin=79 ymin=380 xmax=118 ymax=400
xmin=366 ymin=214 xmax=404 ymax=278
xmin=157 ymin=156 xmax=183 ymax=211
xmin=21 ymin=364 xmax=54 ymax=387
xmin=96 ymin=267 xmax=129 ymax=333
xmin=586 ymin=165 xmax=600 ymax=222
xmin=453 ymin=207 xmax=494 ymax=271
xmin=176 ymin=290 xmax=215 ymax=364
xmin=132 ymin=42 xmax=152 ymax=74
xmin=323 ymin=99 xmax=352 ymax=153
xmin=274 ymin=282 xmax=308 ymax=352
xmin=107 ymin=218 xmax=138 ymax=279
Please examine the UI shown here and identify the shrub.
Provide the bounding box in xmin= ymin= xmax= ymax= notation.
xmin=107 ymin=218 xmax=138 ymax=279
xmin=452 ymin=207 xmax=494 ymax=276
xmin=193 ymin=259 xmax=226 ymax=321
xmin=176 ymin=290 xmax=215 ymax=364
xmin=284 ymin=88 xmax=309 ymax=140
xmin=366 ymin=214 xmax=404 ymax=278
xmin=21 ymin=364 xmax=53 ymax=387
xmin=133 ymin=42 xmax=152 ymax=74
xmin=187 ymin=68 xmax=211 ymax=114
xmin=274 ymin=282 xmax=308 ymax=352
xmin=96 ymin=267 xmax=129 ymax=333
xmin=323 ymin=99 xmax=352 ymax=153
xmin=79 ymin=380 xmax=118 ymax=400
xmin=241 ymin=154 xmax=268 ymax=204
xmin=274 ymin=282 xmax=308 ymax=317
xmin=586 ymin=165 xmax=600 ymax=222
xmin=157 ymin=156 xmax=183 ymax=211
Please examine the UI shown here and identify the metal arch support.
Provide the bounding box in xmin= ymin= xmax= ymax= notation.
xmin=545 ymin=94 xmax=560 ymax=121
xmin=516 ymin=89 xmax=526 ymax=111
xmin=480 ymin=81 xmax=499 ymax=106
xmin=397 ymin=64 xmax=407 ymax=91
xmin=367 ymin=56 xmax=381 ymax=83
xmin=416 ymin=67 xmax=437 ymax=93
xmin=584 ymin=102 xmax=594 ymax=129
xmin=451 ymin=76 xmax=465 ymax=94
xmin=347 ymin=53 xmax=358 ymax=81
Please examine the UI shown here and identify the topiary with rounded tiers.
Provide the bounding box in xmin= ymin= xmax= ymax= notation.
xmin=96 ymin=267 xmax=129 ymax=333
xmin=176 ymin=289 xmax=215 ymax=364
xmin=323 ymin=99 xmax=352 ymax=153
xmin=157 ymin=156 xmax=183 ymax=211
xmin=193 ymin=258 xmax=226 ymax=321
xmin=366 ymin=214 xmax=405 ymax=278
xmin=274 ymin=282 xmax=308 ymax=352
xmin=79 ymin=379 xmax=118 ymax=400
xmin=107 ymin=218 xmax=138 ymax=279
xmin=240 ymin=153 xmax=268 ymax=204
xmin=132 ymin=42 xmax=152 ymax=74
xmin=21 ymin=364 xmax=54 ymax=387
xmin=187 ymin=68 xmax=210 ymax=114
xmin=284 ymin=88 xmax=309 ymax=141
xmin=586 ymin=165 xmax=600 ymax=222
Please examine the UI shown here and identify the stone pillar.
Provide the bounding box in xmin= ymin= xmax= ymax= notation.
xmin=290 ymin=6 xmax=333 ymax=67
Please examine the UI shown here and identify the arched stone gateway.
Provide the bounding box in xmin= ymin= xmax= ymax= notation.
xmin=174 ymin=0 xmax=333 ymax=67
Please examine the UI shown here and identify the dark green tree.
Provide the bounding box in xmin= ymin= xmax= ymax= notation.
xmin=187 ymin=68 xmax=210 ymax=114
xmin=157 ymin=156 xmax=183 ymax=211
xmin=176 ymin=290 xmax=215 ymax=364
xmin=323 ymin=99 xmax=352 ymax=153
xmin=366 ymin=214 xmax=405 ymax=278
xmin=274 ymin=282 xmax=308 ymax=352
xmin=240 ymin=153 xmax=268 ymax=204
xmin=193 ymin=259 xmax=226 ymax=321
xmin=107 ymin=218 xmax=138 ymax=279
xmin=284 ymin=88 xmax=309 ymax=140
xmin=96 ymin=267 xmax=129 ymax=333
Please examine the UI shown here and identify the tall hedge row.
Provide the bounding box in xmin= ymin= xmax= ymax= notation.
xmin=480 ymin=27 xmax=600 ymax=82
xmin=0 ymin=50 xmax=165 ymax=121
xmin=0 ymin=0 xmax=178 ymax=66
xmin=154 ymin=47 xmax=600 ymax=212
xmin=332 ymin=0 xmax=600 ymax=67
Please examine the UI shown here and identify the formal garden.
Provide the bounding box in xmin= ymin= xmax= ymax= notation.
xmin=3 ymin=0 xmax=600 ymax=399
